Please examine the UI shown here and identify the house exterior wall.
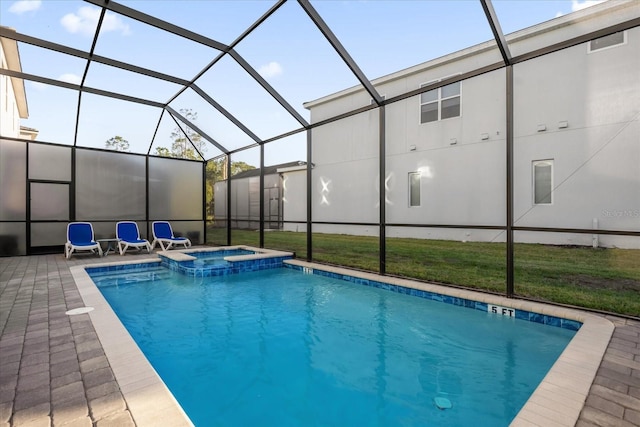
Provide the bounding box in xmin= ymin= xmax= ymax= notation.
xmin=311 ymin=111 xmax=380 ymax=226
xmin=512 ymin=34 xmax=640 ymax=248
xmin=0 ymin=41 xmax=21 ymax=138
xmin=282 ymin=169 xmax=307 ymax=232
xmin=304 ymin=12 xmax=639 ymax=248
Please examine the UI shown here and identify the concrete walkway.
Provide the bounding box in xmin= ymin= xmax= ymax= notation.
xmin=0 ymin=253 xmax=638 ymax=427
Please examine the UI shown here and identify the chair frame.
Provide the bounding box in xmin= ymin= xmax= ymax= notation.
xmin=65 ymin=222 xmax=103 ymax=259
xmin=151 ymin=221 xmax=192 ymax=251
xmin=116 ymin=221 xmax=152 ymax=255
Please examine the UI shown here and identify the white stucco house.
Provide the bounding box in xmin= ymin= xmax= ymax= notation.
xmin=285 ymin=0 xmax=639 ymax=249
xmin=0 ymin=26 xmax=37 ymax=141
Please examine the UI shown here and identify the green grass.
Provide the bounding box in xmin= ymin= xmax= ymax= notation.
xmin=206 ymin=227 xmax=640 ymax=317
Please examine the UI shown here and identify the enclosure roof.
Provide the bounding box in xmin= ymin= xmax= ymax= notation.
xmin=1 ymin=0 xmax=638 ymax=164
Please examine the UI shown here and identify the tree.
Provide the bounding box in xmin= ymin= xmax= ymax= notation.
xmin=105 ymin=135 xmax=130 ymax=152
xmin=205 ymin=158 xmax=255 ymax=185
xmin=153 ymin=108 xmax=257 ymax=219
xmin=205 ymin=157 xmax=255 ymax=220
xmin=153 ymin=146 xmax=171 ymax=157
xmin=230 ymin=161 xmax=255 ymax=177
xmin=154 ymin=108 xmax=207 ymax=159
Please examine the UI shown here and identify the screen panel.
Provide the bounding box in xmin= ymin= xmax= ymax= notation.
xmin=31 ymin=222 xmax=67 ymax=247
xmin=0 ymin=139 xmax=26 ymax=221
xmin=513 ymin=38 xmax=640 ymax=233
xmin=161 ymin=220 xmax=204 ymax=245
xmin=514 ymin=231 xmax=639 ymax=318
xmin=29 ymin=144 xmax=71 ymax=181
xmin=149 ymin=157 xmax=203 ymax=220
xmin=0 ymin=222 xmax=26 ymax=256
xmin=30 ymin=183 xmax=69 ymax=221
xmin=76 ymin=149 xmax=146 ymax=220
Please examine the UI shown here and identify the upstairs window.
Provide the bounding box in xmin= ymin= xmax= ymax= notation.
xmin=420 ymin=80 xmax=461 ymax=123
xmin=533 ymin=160 xmax=553 ymax=205
xmin=588 ymin=31 xmax=625 ymax=53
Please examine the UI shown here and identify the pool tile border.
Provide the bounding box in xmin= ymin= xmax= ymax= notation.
xmin=84 ymin=259 xmax=162 ymax=274
xmin=69 ymin=253 xmax=615 ymax=427
xmin=284 ymin=263 xmax=582 ymax=332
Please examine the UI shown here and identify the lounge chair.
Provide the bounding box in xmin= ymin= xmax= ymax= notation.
xmin=116 ymin=221 xmax=152 ymax=255
xmin=65 ymin=222 xmax=103 ymax=259
xmin=151 ymin=221 xmax=192 ymax=251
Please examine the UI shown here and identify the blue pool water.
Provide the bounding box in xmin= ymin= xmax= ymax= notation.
xmin=90 ymin=266 xmax=576 ymax=427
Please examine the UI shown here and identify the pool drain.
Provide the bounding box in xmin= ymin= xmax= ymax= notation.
xmin=434 ymin=396 xmax=452 ymax=410
xmin=65 ymin=307 xmax=94 ymax=315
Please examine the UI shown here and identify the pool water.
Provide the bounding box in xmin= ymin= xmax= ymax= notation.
xmin=90 ymin=266 xmax=576 ymax=426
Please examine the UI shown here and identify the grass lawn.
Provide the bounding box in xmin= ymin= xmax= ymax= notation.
xmin=207 ymin=228 xmax=640 ymax=317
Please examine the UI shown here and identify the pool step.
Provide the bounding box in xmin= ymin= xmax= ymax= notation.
xmin=91 ymin=268 xmax=173 ymax=288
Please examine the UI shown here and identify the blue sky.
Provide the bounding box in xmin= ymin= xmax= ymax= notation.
xmin=0 ymin=0 xmax=604 ymax=165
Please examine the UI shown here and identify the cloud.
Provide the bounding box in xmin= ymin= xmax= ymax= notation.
xmin=102 ymin=10 xmax=131 ymax=35
xmin=61 ymin=6 xmax=130 ymax=37
xmin=29 ymin=81 xmax=47 ymax=91
xmin=571 ymin=0 xmax=606 ymax=12
xmin=258 ymin=61 xmax=283 ymax=78
xmin=557 ymin=1 xmax=605 ymax=19
xmin=8 ymin=0 xmax=41 ymax=14
xmin=59 ymin=73 xmax=82 ymax=85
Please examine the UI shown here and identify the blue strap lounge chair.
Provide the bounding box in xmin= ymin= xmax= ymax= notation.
xmin=151 ymin=221 xmax=192 ymax=251
xmin=116 ymin=221 xmax=152 ymax=255
xmin=65 ymin=222 xmax=103 ymax=259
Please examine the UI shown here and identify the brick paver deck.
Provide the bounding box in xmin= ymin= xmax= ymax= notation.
xmin=577 ymin=316 xmax=640 ymax=427
xmin=1 ymin=253 xmax=638 ymax=426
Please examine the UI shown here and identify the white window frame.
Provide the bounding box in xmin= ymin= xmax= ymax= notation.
xmin=587 ymin=31 xmax=626 ymax=53
xmin=408 ymin=172 xmax=421 ymax=207
xmin=532 ymin=160 xmax=554 ymax=205
xmin=419 ymin=77 xmax=461 ymax=124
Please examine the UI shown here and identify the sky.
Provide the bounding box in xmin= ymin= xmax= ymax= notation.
xmin=0 ymin=0 xmax=606 ymax=166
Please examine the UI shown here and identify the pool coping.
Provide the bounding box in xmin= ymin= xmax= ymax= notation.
xmin=70 ymin=251 xmax=614 ymax=427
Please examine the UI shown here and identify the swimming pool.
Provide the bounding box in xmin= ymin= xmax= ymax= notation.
xmin=88 ymin=261 xmax=578 ymax=426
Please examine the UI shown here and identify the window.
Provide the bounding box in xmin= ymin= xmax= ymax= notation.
xmin=409 ymin=172 xmax=421 ymax=207
xmin=420 ymin=80 xmax=461 ymax=123
xmin=533 ymin=160 xmax=553 ymax=205
xmin=588 ymin=31 xmax=625 ymax=52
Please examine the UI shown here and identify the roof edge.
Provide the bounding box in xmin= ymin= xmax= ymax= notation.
xmin=303 ymin=0 xmax=638 ymax=110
